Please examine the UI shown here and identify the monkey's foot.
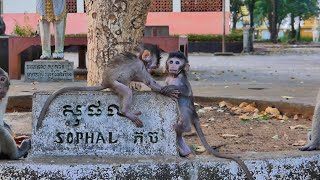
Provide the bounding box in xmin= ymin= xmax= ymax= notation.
xmin=52 ymin=52 xmax=64 ymax=60
xmin=178 ymin=147 xmax=192 ymax=157
xmin=40 ymin=54 xmax=51 ymax=60
xmin=177 ymin=137 xmax=192 ymax=157
xmin=299 ymin=143 xmax=319 ymax=151
xmin=124 ymin=112 xmax=143 ymax=127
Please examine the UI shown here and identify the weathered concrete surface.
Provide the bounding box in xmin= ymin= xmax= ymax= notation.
xmin=0 ymin=151 xmax=320 ymax=179
xmin=32 ymin=91 xmax=178 ymax=156
xmin=25 ymin=60 xmax=74 ymax=82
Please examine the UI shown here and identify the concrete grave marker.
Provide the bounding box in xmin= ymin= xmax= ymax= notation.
xmin=31 ymin=91 xmax=178 ymax=156
xmin=25 ymin=60 xmax=74 ymax=82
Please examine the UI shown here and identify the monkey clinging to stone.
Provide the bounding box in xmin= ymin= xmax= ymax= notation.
xmin=0 ymin=68 xmax=31 ymax=160
xmin=37 ymin=44 xmax=179 ymax=129
xmin=161 ymin=52 xmax=253 ymax=180
xmin=300 ymin=90 xmax=320 ymax=151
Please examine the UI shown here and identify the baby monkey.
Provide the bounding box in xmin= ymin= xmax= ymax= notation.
xmin=0 ymin=68 xmax=31 ymax=159
xmin=37 ymin=44 xmax=179 ymax=129
xmin=161 ymin=52 xmax=253 ymax=180
xmin=300 ymin=90 xmax=320 ymax=151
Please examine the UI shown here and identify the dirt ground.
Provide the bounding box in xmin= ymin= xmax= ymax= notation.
xmin=185 ymin=102 xmax=312 ymax=154
xmin=5 ymin=101 xmax=312 ymax=154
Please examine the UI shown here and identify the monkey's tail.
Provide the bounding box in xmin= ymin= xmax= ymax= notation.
xmin=193 ymin=119 xmax=254 ymax=180
xmin=36 ymin=86 xmax=105 ymax=130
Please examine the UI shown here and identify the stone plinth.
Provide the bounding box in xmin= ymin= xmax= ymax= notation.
xmin=31 ymin=91 xmax=178 ymax=156
xmin=25 ymin=60 xmax=74 ymax=82
xmin=1 ymin=151 xmax=320 ymax=179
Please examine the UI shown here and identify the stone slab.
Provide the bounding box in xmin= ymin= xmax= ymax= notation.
xmin=31 ymin=91 xmax=178 ymax=156
xmin=1 ymin=151 xmax=320 ymax=179
xmin=25 ymin=60 xmax=74 ymax=82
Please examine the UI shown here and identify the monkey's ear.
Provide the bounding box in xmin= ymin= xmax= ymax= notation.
xmin=141 ymin=50 xmax=151 ymax=60
xmin=184 ymin=63 xmax=190 ymax=72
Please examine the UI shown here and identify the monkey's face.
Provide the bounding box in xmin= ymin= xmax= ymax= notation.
xmin=142 ymin=50 xmax=159 ymax=73
xmin=166 ymin=57 xmax=189 ymax=76
xmin=0 ymin=75 xmax=9 ymax=100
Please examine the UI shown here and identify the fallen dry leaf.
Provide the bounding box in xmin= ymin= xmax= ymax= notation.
xmin=289 ymin=125 xmax=309 ymax=130
xmin=232 ymin=106 xmax=241 ymax=111
xmin=292 ymin=140 xmax=306 ymax=146
xmin=203 ymin=107 xmax=214 ymax=111
xmin=249 ymin=102 xmax=256 ymax=107
xmin=197 ymin=109 xmax=206 ymax=114
xmin=201 ymin=124 xmax=210 ymax=128
xmin=276 ymin=115 xmax=289 ymax=120
xmin=194 ymin=145 xmax=206 ymax=153
xmin=219 ymin=101 xmax=227 ymax=108
xmin=194 ymin=103 xmax=200 ymax=107
xmin=272 ymin=135 xmax=279 ymax=140
xmin=219 ymin=101 xmax=233 ymax=108
xmin=239 ymin=102 xmax=249 ymax=108
xmin=239 ymin=114 xmax=251 ymax=120
xmin=265 ymin=107 xmax=280 ymax=116
xmin=294 ymin=115 xmax=299 ymax=120
xmin=242 ymin=105 xmax=256 ymax=113
xmin=282 ymin=115 xmax=289 ymax=120
xmin=221 ymin=134 xmax=239 ymax=138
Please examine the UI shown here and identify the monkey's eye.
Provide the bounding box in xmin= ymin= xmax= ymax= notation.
xmin=169 ymin=60 xmax=174 ymax=64
xmin=0 ymin=76 xmax=6 ymax=82
xmin=175 ymin=61 xmax=180 ymax=65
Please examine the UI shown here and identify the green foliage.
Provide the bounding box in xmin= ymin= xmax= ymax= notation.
xmin=279 ymin=31 xmax=290 ymax=43
xmin=280 ymin=31 xmax=313 ymax=43
xmin=300 ymin=36 xmax=313 ymax=42
xmin=287 ymin=0 xmax=320 ymax=20
xmin=12 ymin=23 xmax=34 ymax=37
xmin=187 ymin=31 xmax=243 ymax=42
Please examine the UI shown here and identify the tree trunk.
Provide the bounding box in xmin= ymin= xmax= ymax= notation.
xmin=290 ymin=13 xmax=296 ymax=39
xmin=85 ymin=0 xmax=152 ymax=86
xmin=297 ymin=16 xmax=301 ymax=41
xmin=249 ymin=0 xmax=255 ymax=28
xmin=272 ymin=0 xmax=278 ymax=43
xmin=232 ymin=12 xmax=237 ymax=31
xmin=267 ymin=11 xmax=273 ymax=40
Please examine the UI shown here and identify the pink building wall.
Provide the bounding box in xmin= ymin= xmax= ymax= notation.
xmin=3 ymin=12 xmax=230 ymax=35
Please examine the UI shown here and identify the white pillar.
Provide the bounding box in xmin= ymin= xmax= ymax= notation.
xmin=77 ymin=0 xmax=85 ymax=13
xmin=225 ymin=0 xmax=230 ymax=12
xmin=172 ymin=0 xmax=181 ymax=12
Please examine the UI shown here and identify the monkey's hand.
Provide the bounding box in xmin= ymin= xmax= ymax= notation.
xmin=160 ymin=85 xmax=180 ymax=99
xmin=299 ymin=142 xmax=319 ymax=151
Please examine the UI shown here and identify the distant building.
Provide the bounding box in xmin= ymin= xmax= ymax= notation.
xmin=2 ymin=0 xmax=230 ymax=35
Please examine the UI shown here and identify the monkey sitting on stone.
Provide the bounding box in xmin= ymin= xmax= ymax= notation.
xmin=37 ymin=44 xmax=179 ymax=129
xmin=0 ymin=68 xmax=31 ymax=160
xmin=300 ymin=91 xmax=320 ymax=151
xmin=161 ymin=52 xmax=254 ymax=180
